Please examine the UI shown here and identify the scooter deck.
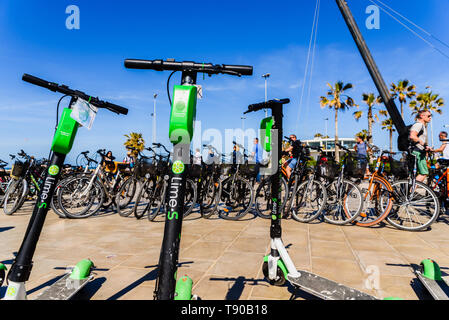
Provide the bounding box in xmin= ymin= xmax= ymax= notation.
xmin=288 ymin=270 xmax=378 ymax=300
xmin=415 ymin=270 xmax=449 ymax=300
xmin=35 ymin=274 xmax=93 ymax=300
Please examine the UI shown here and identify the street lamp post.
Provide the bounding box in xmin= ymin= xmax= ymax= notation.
xmin=262 ymin=73 xmax=270 ymax=118
xmin=153 ymin=93 xmax=157 ymax=144
xmin=324 ymin=118 xmax=329 ymax=137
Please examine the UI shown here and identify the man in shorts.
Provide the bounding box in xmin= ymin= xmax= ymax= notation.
xmin=409 ymin=110 xmax=432 ymax=182
xmin=284 ymin=134 xmax=302 ymax=180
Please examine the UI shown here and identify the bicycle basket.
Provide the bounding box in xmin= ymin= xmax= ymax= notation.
xmin=138 ymin=158 xmax=157 ymax=176
xmin=389 ymin=159 xmax=408 ymax=179
xmin=345 ymin=155 xmax=366 ymax=179
xmin=220 ymin=164 xmax=234 ymax=177
xmin=10 ymin=161 xmax=25 ymax=179
xmin=317 ymin=162 xmax=339 ymax=179
xmin=240 ymin=163 xmax=258 ymax=178
xmin=189 ymin=164 xmax=203 ymax=178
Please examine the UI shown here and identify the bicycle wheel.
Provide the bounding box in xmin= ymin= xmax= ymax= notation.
xmin=200 ymin=177 xmax=220 ymax=219
xmin=146 ymin=180 xmax=167 ymax=221
xmin=217 ymin=176 xmax=254 ymax=220
xmin=3 ymin=179 xmax=28 ymax=215
xmin=354 ymin=176 xmax=393 ymax=227
xmin=58 ymin=176 xmax=104 ymax=219
xmin=133 ymin=178 xmax=156 ymax=219
xmin=387 ymin=180 xmax=440 ymax=231
xmin=115 ymin=177 xmax=139 ymax=217
xmin=50 ymin=177 xmax=71 ymax=218
xmin=290 ymin=178 xmax=327 ymax=223
xmin=323 ymin=178 xmax=363 ymax=225
xmin=183 ymin=178 xmax=198 ymax=217
xmin=254 ymin=176 xmax=287 ymax=219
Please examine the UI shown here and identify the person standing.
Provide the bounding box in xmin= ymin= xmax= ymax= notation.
xmin=251 ymin=138 xmax=262 ymax=182
xmin=409 ymin=110 xmax=432 ymax=182
xmin=354 ymin=135 xmax=370 ymax=177
xmin=193 ymin=148 xmax=202 ymax=165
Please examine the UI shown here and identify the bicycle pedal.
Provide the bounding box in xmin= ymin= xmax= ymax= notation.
xmin=360 ymin=212 xmax=367 ymax=218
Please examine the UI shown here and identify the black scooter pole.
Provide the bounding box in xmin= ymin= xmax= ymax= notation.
xmin=155 ymin=144 xmax=188 ymax=300
xmin=270 ymin=104 xmax=283 ymax=239
xmin=8 ymin=152 xmax=65 ymax=283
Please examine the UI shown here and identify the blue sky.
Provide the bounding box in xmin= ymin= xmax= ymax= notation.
xmin=1 ymin=0 xmax=449 ymax=164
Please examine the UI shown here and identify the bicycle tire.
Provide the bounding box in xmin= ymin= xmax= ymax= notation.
xmin=387 ymin=180 xmax=440 ymax=231
xmin=147 ymin=179 xmax=167 ymax=221
xmin=217 ymin=176 xmax=254 ymax=220
xmin=58 ymin=175 xmax=104 ymax=219
xmin=290 ymin=179 xmax=327 ymax=223
xmin=183 ymin=178 xmax=197 ymax=218
xmin=115 ymin=177 xmax=139 ymax=217
xmin=201 ymin=178 xmax=220 ymax=219
xmin=353 ymin=176 xmax=393 ymax=227
xmin=255 ymin=176 xmax=287 ymax=219
xmin=133 ymin=179 xmax=155 ymax=219
xmin=323 ymin=178 xmax=363 ymax=225
xmin=3 ymin=179 xmax=28 ymax=215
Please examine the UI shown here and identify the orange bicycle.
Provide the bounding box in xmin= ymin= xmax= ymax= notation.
xmin=354 ymin=145 xmax=395 ymax=227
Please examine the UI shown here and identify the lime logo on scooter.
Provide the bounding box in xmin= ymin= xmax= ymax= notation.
xmin=48 ymin=165 xmax=60 ymax=176
xmin=172 ymin=161 xmax=185 ymax=174
xmin=167 ymin=173 xmax=183 ymax=220
xmin=167 ymin=211 xmax=179 ymax=220
xmin=271 ymin=198 xmax=280 ymax=220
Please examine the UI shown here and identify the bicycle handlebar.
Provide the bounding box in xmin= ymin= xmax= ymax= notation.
xmin=124 ymin=59 xmax=253 ymax=76
xmin=244 ymin=98 xmax=290 ymax=114
xmin=152 ymin=143 xmax=170 ymax=154
xmin=22 ymin=74 xmax=128 ymax=115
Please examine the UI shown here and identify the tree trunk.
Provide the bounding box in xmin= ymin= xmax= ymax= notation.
xmin=368 ymin=106 xmax=373 ymax=144
xmin=400 ymin=101 xmax=404 ymax=119
xmin=335 ymin=108 xmax=339 ymax=162
xmin=389 ymin=128 xmax=393 ymax=152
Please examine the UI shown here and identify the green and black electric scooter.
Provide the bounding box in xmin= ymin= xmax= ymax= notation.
xmin=124 ymin=58 xmax=253 ymax=299
xmin=2 ymin=74 xmax=128 ymax=300
xmin=244 ymin=98 xmax=402 ymax=300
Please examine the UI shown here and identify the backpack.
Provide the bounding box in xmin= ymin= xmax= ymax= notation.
xmin=397 ymin=124 xmax=424 ymax=152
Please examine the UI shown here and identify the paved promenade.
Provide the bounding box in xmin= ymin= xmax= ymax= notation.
xmin=2 ymin=202 xmax=449 ymax=300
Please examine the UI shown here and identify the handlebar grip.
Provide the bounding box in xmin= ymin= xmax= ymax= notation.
xmin=22 ymin=74 xmax=58 ymax=92
xmin=222 ymin=65 xmax=253 ymax=76
xmin=103 ymin=101 xmax=128 ymax=115
xmin=274 ymin=98 xmax=290 ymax=105
xmin=124 ymin=59 xmax=161 ymax=70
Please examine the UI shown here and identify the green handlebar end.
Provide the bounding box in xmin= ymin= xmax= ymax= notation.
xmin=69 ymin=259 xmax=94 ymax=280
xmin=174 ymin=275 xmax=193 ymax=300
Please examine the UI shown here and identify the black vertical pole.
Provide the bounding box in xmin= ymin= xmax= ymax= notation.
xmin=155 ymin=71 xmax=196 ymax=300
xmin=155 ymin=144 xmax=187 ymax=300
xmin=8 ymin=152 xmax=66 ymax=283
xmin=335 ymin=0 xmax=406 ymax=135
xmin=270 ymin=103 xmax=283 ymax=239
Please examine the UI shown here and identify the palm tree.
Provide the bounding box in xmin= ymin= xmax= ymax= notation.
xmin=353 ymin=93 xmax=383 ymax=144
xmin=355 ymin=129 xmax=369 ymax=141
xmin=410 ymin=87 xmax=445 ymax=146
xmin=381 ymin=118 xmax=396 ymax=153
xmin=390 ymin=80 xmax=416 ymax=119
xmin=124 ymin=132 xmax=145 ymax=157
xmin=320 ymin=81 xmax=357 ymax=162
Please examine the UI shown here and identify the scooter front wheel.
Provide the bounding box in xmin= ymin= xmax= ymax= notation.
xmin=262 ymin=261 xmax=286 ymax=286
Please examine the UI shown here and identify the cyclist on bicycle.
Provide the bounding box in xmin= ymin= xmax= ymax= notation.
xmin=284 ymin=134 xmax=302 ymax=180
xmin=409 ymin=110 xmax=432 ymax=182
